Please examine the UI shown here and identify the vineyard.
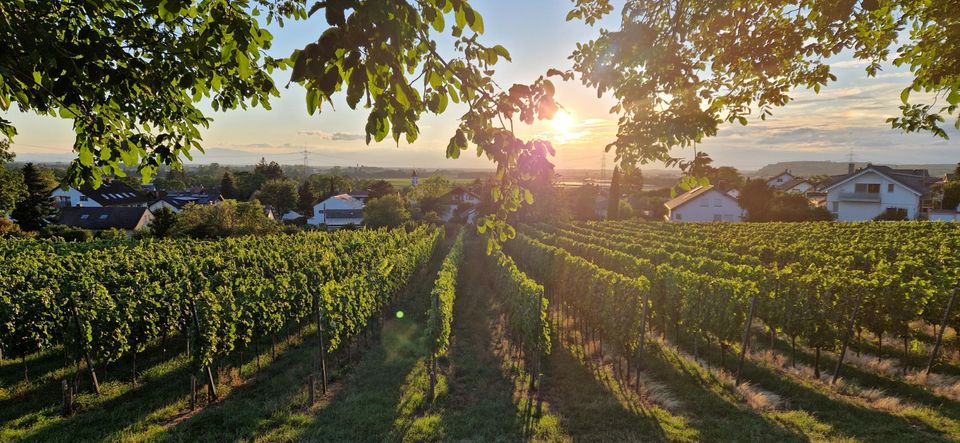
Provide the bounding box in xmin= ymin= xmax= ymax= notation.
xmin=2 ymin=221 xmax=960 ymax=441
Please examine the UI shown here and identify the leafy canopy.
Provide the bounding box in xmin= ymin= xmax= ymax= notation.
xmin=569 ymin=0 xmax=960 ymax=169
xmin=292 ymin=0 xmax=562 ymax=246
xmin=0 ymin=0 xmax=305 ymax=186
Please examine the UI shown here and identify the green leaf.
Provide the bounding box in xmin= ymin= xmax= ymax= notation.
xmin=306 ymin=89 xmax=318 ymax=115
xmin=900 ymin=87 xmax=911 ymax=104
xmin=78 ymin=148 xmax=93 ymax=167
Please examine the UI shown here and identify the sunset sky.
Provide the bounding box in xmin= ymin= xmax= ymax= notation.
xmin=6 ymin=0 xmax=958 ymax=171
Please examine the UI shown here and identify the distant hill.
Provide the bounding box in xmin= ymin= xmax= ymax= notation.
xmin=753 ymin=161 xmax=958 ymax=178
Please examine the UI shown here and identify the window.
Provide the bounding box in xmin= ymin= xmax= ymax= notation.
xmin=99 ymin=214 xmax=109 ymax=220
xmin=832 ymin=202 xmax=839 ymax=213
xmin=699 ymin=198 xmax=708 ymax=207
xmin=80 ymin=196 xmax=89 ymax=201
xmin=80 ymin=214 xmax=89 ymax=220
xmin=713 ymin=214 xmax=722 ymax=221
xmin=888 ymin=184 xmax=895 ymax=193
xmin=854 ymin=183 xmax=880 ymax=193
xmin=713 ymin=198 xmax=722 ymax=207
xmin=675 ymin=213 xmax=682 ymax=220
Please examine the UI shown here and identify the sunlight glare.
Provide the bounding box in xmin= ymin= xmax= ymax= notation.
xmin=552 ymin=110 xmax=574 ymax=136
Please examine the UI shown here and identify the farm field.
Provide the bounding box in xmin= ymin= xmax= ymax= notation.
xmin=2 ymin=221 xmax=960 ymax=441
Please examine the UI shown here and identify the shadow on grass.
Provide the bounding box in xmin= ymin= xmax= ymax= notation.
xmin=0 ymin=335 xmax=188 ymax=427
xmin=748 ymin=333 xmax=960 ymax=439
xmin=10 ymin=353 xmax=193 ymax=442
xmin=676 ymin=334 xmax=954 ymax=443
xmin=431 ymin=244 xmax=530 ymax=441
xmin=271 ymin=237 xmax=451 ymax=442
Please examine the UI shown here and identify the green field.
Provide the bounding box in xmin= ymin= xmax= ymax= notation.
xmin=381 ymin=177 xmax=477 ymax=189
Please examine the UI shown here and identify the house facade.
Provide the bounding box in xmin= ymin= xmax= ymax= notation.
xmin=307 ymin=194 xmax=365 ymax=229
xmin=664 ymin=185 xmax=744 ymax=222
xmin=437 ymin=187 xmax=481 ymax=223
xmin=779 ymin=178 xmax=814 ymax=194
xmin=766 ymin=170 xmax=796 ymax=189
xmin=822 ymin=165 xmax=931 ymax=221
xmin=52 ymin=180 xmax=150 ymax=208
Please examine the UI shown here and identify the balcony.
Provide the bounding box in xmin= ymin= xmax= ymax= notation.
xmin=837 ymin=192 xmax=881 ymax=202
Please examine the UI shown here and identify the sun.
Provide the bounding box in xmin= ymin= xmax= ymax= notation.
xmin=551 ymin=110 xmax=574 ymax=136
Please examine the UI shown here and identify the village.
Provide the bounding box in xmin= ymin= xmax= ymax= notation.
xmin=26 ymin=159 xmax=960 ymax=237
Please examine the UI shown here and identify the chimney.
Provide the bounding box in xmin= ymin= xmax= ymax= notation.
xmin=848 ymin=162 xmax=855 ymax=175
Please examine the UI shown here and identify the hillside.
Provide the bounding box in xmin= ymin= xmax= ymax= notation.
xmin=754 ymin=161 xmax=958 ymax=178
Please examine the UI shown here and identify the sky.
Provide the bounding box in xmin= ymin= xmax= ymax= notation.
xmin=6 ymin=1 xmax=958 ymax=172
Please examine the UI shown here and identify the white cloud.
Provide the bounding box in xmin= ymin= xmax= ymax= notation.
xmin=831 ymin=59 xmax=871 ymax=69
xmin=297 ymin=130 xmax=365 ymax=141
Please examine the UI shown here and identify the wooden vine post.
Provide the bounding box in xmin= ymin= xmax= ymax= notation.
xmin=926 ymin=287 xmax=958 ymax=375
xmin=315 ymin=301 xmax=328 ymax=395
xmin=735 ymin=294 xmax=759 ymax=386
xmin=189 ymin=299 xmax=218 ymax=401
xmin=190 ymin=375 xmax=198 ymax=410
xmin=832 ymin=292 xmax=864 ymax=384
xmin=70 ymin=300 xmax=100 ymax=394
xmin=61 ymin=379 xmax=73 ymax=416
xmin=635 ymin=288 xmax=650 ymax=395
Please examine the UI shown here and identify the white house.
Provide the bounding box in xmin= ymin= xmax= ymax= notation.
xmin=437 ymin=187 xmax=481 ymax=223
xmin=307 ymin=194 xmax=365 ymax=229
xmin=779 ymin=178 xmax=814 ymax=194
xmin=766 ymin=170 xmax=796 ymax=188
xmin=52 ymin=179 xmax=150 ymax=208
xmin=664 ymin=185 xmax=744 ymax=222
xmin=822 ymin=164 xmax=932 ymax=221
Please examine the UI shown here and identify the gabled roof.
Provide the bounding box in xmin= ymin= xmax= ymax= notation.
xmin=664 ymin=185 xmax=738 ymax=210
xmin=822 ymin=164 xmax=930 ymax=195
xmin=58 ymin=207 xmax=151 ymax=230
xmin=439 ymin=187 xmax=481 ymax=204
xmin=315 ymin=194 xmax=364 ymax=210
xmin=766 ymin=170 xmax=794 ymax=181
xmin=779 ymin=178 xmax=812 ymax=191
xmin=76 ymin=180 xmax=150 ymax=206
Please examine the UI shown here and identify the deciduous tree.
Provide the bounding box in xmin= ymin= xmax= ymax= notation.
xmin=0 ymin=0 xmax=305 ymax=185
xmin=364 ymin=195 xmax=411 ymax=229
xmin=256 ymin=179 xmax=299 ymax=216
xmin=570 ymin=0 xmax=960 ymax=171
xmin=0 ymin=140 xmax=25 ymax=215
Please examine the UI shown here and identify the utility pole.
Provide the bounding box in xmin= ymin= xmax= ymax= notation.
xmin=302 ymin=145 xmax=309 ymax=179
xmin=600 ymin=153 xmax=606 ymax=182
